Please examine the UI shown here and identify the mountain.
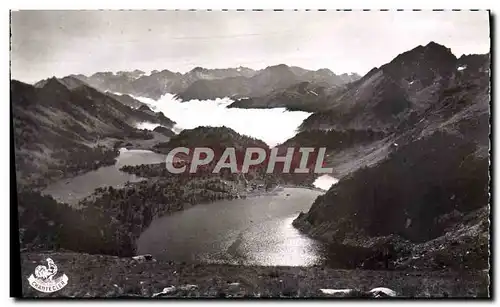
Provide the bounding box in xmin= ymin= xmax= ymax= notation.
xmin=229 ymin=44 xmax=464 ymax=118
xmin=105 ymin=92 xmax=148 ymax=109
xmin=173 ymin=76 xmax=252 ymax=101
xmin=11 ymin=77 xmax=175 ymax=187
xmin=299 ymin=42 xmax=487 ymax=132
xmin=64 ymin=65 xmax=360 ymax=103
xmin=153 ymin=126 xmax=268 ymax=155
xmin=35 ymin=75 xmax=92 ymax=90
xmin=71 ymin=67 xmax=258 ymax=100
xmin=227 ymin=81 xmax=339 ymax=112
xmin=290 ymin=67 xmax=360 ymax=85
xmin=175 ymin=64 xmax=359 ymax=103
xmin=72 ymin=69 xmax=180 ymax=99
xmin=223 ymin=68 xmax=363 ymax=112
xmin=293 ymin=131 xmax=489 ymax=270
xmin=338 ymin=72 xmax=362 ymax=83
xmin=290 ymin=43 xmax=490 ymax=270
xmin=287 ymin=45 xmax=490 ymax=179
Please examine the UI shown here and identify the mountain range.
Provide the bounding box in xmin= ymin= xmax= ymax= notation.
xmin=298 ymin=41 xmax=490 ymax=132
xmin=68 ymin=65 xmax=360 ymax=101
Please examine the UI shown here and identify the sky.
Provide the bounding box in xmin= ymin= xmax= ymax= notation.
xmin=11 ymin=10 xmax=490 ymax=83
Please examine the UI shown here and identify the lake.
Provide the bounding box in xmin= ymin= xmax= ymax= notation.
xmin=137 ymin=187 xmax=326 ymax=266
xmin=42 ymin=148 xmax=166 ymax=206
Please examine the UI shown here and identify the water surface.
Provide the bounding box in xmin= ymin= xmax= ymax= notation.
xmin=42 ymin=148 xmax=166 ymax=205
xmin=137 ymin=187 xmax=325 ymax=266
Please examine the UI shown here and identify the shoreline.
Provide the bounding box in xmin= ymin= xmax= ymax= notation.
xmin=242 ymin=184 xmax=326 ymax=199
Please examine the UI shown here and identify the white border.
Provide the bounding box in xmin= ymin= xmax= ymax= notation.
xmin=3 ymin=0 xmax=497 ymax=306
xmin=5 ymin=0 xmax=499 ymax=10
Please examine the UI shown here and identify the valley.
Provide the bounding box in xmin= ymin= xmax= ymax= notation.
xmin=12 ymin=42 xmax=490 ymax=298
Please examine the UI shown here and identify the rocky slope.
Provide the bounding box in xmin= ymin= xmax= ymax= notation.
xmin=105 ymin=92 xmax=148 ymax=109
xmin=11 ymin=77 xmax=175 ymax=187
xmin=19 ymin=252 xmax=489 ymax=298
xmin=228 ymin=81 xmax=339 ymax=112
xmin=291 ymin=43 xmax=490 ymax=271
xmin=269 ymin=43 xmax=490 ymax=180
xmin=293 ymin=131 xmax=489 ymax=269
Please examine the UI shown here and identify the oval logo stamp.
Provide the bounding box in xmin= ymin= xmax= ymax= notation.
xmin=27 ymin=258 xmax=68 ymax=293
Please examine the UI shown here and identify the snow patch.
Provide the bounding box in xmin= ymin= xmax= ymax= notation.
xmin=313 ymin=175 xmax=339 ymax=190
xmin=136 ymin=121 xmax=161 ymax=130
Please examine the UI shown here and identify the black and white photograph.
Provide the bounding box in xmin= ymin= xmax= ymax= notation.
xmin=9 ymin=9 xmax=491 ymax=298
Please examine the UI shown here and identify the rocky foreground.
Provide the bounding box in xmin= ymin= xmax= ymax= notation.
xmin=19 ymin=252 xmax=489 ymax=298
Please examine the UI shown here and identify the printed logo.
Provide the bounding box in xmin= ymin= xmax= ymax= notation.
xmin=28 ymin=258 xmax=68 ymax=293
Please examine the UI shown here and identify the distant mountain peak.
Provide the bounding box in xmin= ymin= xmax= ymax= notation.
xmin=382 ymin=42 xmax=457 ymax=87
xmin=91 ymin=71 xmax=114 ymax=78
xmin=34 ymin=76 xmax=91 ymax=91
xmin=316 ymin=68 xmax=334 ymax=76
xmin=151 ymin=69 xmax=176 ymax=77
xmin=116 ymin=69 xmax=145 ymax=79
xmin=190 ymin=66 xmax=206 ymax=72
xmin=390 ymin=41 xmax=456 ymax=65
xmin=34 ymin=77 xmax=67 ymax=90
xmin=265 ymin=64 xmax=290 ymax=70
xmin=425 ymin=40 xmax=448 ymax=49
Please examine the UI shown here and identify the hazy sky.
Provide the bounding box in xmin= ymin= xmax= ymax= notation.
xmin=11 ymin=10 xmax=490 ymax=83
